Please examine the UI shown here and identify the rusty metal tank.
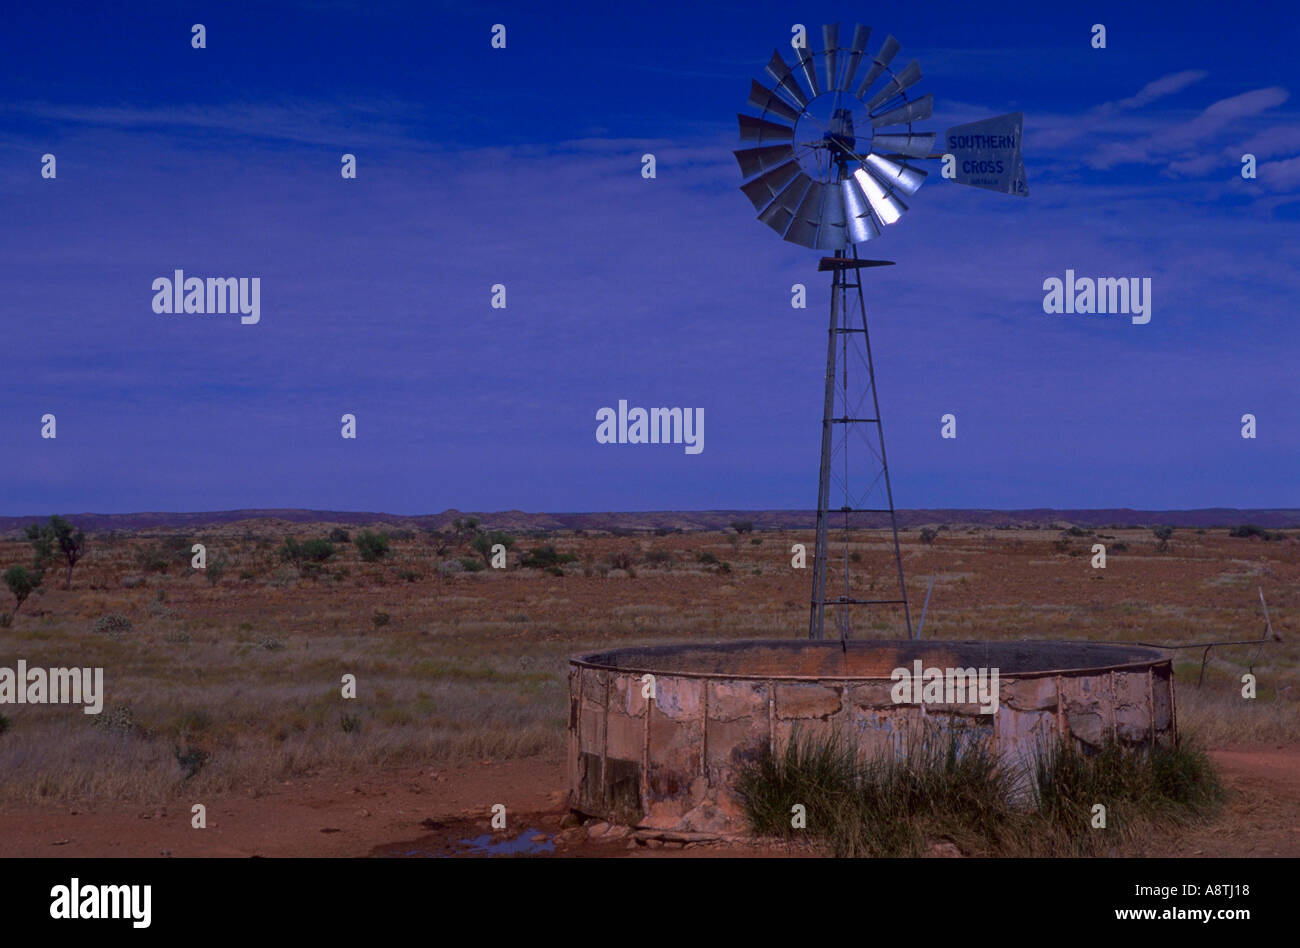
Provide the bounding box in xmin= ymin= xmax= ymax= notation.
xmin=568 ymin=639 xmax=1175 ymax=836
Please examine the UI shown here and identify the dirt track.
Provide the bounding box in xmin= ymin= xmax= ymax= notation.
xmin=1 ymin=746 xmax=1296 ymax=858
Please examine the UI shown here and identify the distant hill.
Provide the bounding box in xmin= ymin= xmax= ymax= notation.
xmin=2 ymin=507 xmax=1298 ymax=535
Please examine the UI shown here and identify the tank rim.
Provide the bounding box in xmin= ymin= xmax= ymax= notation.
xmin=569 ymin=638 xmax=1172 ymax=682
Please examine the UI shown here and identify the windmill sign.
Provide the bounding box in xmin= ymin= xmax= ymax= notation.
xmin=944 ymin=112 xmax=1029 ymax=196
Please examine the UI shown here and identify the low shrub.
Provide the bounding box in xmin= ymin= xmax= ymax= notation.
xmin=520 ymin=545 xmax=578 ymax=569
xmin=92 ymin=613 xmax=133 ymax=637
xmin=355 ymin=530 xmax=391 ymax=563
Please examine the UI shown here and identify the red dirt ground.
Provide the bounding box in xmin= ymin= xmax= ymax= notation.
xmin=2 ymin=746 xmax=1296 ymax=858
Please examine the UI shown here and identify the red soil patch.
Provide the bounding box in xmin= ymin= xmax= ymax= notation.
xmin=2 ymin=746 xmax=1297 ymax=858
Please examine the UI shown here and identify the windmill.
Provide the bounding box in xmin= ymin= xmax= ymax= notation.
xmin=735 ymin=23 xmax=1027 ymax=642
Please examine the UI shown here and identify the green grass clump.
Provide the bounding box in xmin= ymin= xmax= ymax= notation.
xmin=737 ymin=726 xmax=1224 ymax=857
xmin=1034 ymin=735 xmax=1225 ymax=831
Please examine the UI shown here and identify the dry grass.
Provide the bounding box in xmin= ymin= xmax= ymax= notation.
xmin=0 ymin=521 xmax=1295 ymax=804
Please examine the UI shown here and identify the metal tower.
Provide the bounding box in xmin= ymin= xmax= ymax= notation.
xmin=810 ymin=248 xmax=911 ymax=640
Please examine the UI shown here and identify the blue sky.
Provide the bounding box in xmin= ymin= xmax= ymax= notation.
xmin=1 ymin=0 xmax=1297 ymax=514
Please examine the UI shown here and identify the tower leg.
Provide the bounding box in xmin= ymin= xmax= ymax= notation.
xmin=853 ymin=256 xmax=913 ymax=639
xmin=808 ymin=253 xmax=841 ymax=640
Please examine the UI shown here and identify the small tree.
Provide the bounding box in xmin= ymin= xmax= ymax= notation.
xmin=1152 ymin=524 xmax=1174 ymax=553
xmin=919 ymin=528 xmax=938 ymax=545
xmin=25 ymin=524 xmax=54 ymax=571
xmin=355 ymin=530 xmax=391 ymax=563
xmin=470 ymin=530 xmax=514 ymax=566
xmin=730 ymin=520 xmax=755 ymax=534
xmin=451 ymin=517 xmax=481 ymax=546
xmin=27 ymin=516 xmax=86 ymax=589
xmin=164 ymin=534 xmax=193 ymax=566
xmin=3 ymin=566 xmax=41 ymax=614
xmin=426 ymin=529 xmax=452 ymax=556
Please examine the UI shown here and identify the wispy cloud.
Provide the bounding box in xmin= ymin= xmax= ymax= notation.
xmin=1088 ymin=87 xmax=1290 ymax=170
xmin=0 ymin=98 xmax=435 ymax=150
xmin=989 ymin=71 xmax=1213 ymax=155
xmin=1104 ymin=69 xmax=1208 ymax=111
xmin=1258 ymin=154 xmax=1300 ymax=190
xmin=1240 ymin=123 xmax=1300 ymax=159
xmin=955 ymin=69 xmax=1297 ymax=191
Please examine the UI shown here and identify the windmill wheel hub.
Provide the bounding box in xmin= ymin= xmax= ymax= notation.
xmin=793 ymin=94 xmax=872 ymax=180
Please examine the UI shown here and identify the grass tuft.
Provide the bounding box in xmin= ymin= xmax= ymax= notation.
xmin=737 ymin=726 xmax=1225 ymax=857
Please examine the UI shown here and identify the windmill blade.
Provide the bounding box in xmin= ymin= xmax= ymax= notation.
xmin=814 ymin=184 xmax=849 ymax=249
xmin=739 ymin=160 xmax=801 ymax=212
xmin=942 ymin=112 xmax=1029 ymax=196
xmin=733 ymin=143 xmax=796 ymax=181
xmin=864 ymin=60 xmax=922 ymax=113
xmin=758 ymin=173 xmax=812 ymax=237
xmin=862 ymin=153 xmax=926 ymax=196
xmin=855 ymin=35 xmax=900 ymax=98
xmin=764 ymin=50 xmax=809 ymax=109
xmin=747 ymin=79 xmax=802 ymax=123
xmin=738 ymin=114 xmax=794 ymax=144
xmin=852 ymin=166 xmax=907 ymax=225
xmin=794 ymin=38 xmax=820 ymax=97
xmin=840 ymin=24 xmax=872 ymax=92
xmin=872 ymin=131 xmax=935 ymax=157
xmin=822 ymin=24 xmax=839 ymax=91
xmin=841 ymin=177 xmax=883 ymax=242
xmin=784 ymin=180 xmax=827 ymax=248
xmin=871 ymin=93 xmax=933 ymax=128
